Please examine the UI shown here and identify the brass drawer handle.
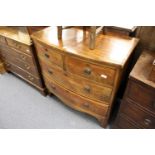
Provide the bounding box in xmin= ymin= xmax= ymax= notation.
xmin=28 ymin=75 xmax=34 ymax=81
xmin=44 ymin=53 xmax=50 ymax=58
xmin=83 ymin=85 xmax=91 ymax=93
xmin=144 ymin=118 xmax=152 ymax=126
xmin=48 ymin=70 xmax=53 ymax=75
xmin=153 ymin=60 xmax=155 ymax=65
xmin=83 ymin=103 xmax=90 ymax=108
xmin=83 ymin=67 xmax=91 ymax=75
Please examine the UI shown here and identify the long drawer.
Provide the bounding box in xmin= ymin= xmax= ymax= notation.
xmin=6 ymin=38 xmax=32 ymax=55
xmin=5 ymin=62 xmax=42 ymax=87
xmin=1 ymin=50 xmax=39 ymax=77
xmin=41 ymin=60 xmax=112 ymax=103
xmin=45 ymin=78 xmax=109 ymax=117
xmin=65 ymin=56 xmax=116 ymax=86
xmin=120 ymin=99 xmax=155 ymax=129
xmin=0 ymin=45 xmax=36 ymax=67
xmin=126 ymin=80 xmax=155 ymax=115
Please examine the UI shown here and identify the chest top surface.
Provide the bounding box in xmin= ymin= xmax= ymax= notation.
xmin=0 ymin=27 xmax=32 ymax=45
xmin=32 ymin=27 xmax=139 ymax=68
xmin=130 ymin=51 xmax=155 ymax=89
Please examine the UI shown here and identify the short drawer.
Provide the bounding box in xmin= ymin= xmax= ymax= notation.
xmin=120 ymin=99 xmax=155 ymax=129
xmin=45 ymin=78 xmax=109 ymax=117
xmin=65 ymin=56 xmax=116 ymax=86
xmin=0 ymin=35 xmax=6 ymax=44
xmin=0 ymin=45 xmax=35 ymax=67
xmin=126 ymin=80 xmax=155 ymax=115
xmin=5 ymin=62 xmax=42 ymax=87
xmin=1 ymin=52 xmax=39 ymax=77
xmin=42 ymin=62 xmax=112 ymax=103
xmin=6 ymin=38 xmax=32 ymax=55
xmin=115 ymin=114 xmax=140 ymax=129
xmin=35 ymin=41 xmax=63 ymax=68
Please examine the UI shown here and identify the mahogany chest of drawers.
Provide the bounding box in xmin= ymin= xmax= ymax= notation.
xmin=32 ymin=27 xmax=139 ymax=127
xmin=114 ymin=51 xmax=155 ymax=129
xmin=0 ymin=27 xmax=45 ymax=94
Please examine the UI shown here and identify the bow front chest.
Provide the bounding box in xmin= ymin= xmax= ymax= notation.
xmin=32 ymin=27 xmax=139 ymax=127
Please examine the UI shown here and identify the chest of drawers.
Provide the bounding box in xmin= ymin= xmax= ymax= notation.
xmin=32 ymin=27 xmax=139 ymax=127
xmin=114 ymin=51 xmax=155 ymax=128
xmin=0 ymin=27 xmax=45 ymax=95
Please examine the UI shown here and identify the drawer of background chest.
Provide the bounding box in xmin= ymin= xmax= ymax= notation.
xmin=0 ymin=35 xmax=6 ymax=44
xmin=126 ymin=80 xmax=155 ymax=115
xmin=34 ymin=41 xmax=63 ymax=68
xmin=65 ymin=56 xmax=116 ymax=86
xmin=45 ymin=79 xmax=109 ymax=117
xmin=6 ymin=38 xmax=32 ymax=55
xmin=1 ymin=53 xmax=39 ymax=77
xmin=5 ymin=62 xmax=42 ymax=87
xmin=120 ymin=99 xmax=155 ymax=129
xmin=115 ymin=114 xmax=140 ymax=129
xmin=0 ymin=45 xmax=35 ymax=67
xmin=42 ymin=62 xmax=112 ymax=103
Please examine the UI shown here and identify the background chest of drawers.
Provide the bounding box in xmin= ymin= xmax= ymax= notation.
xmin=32 ymin=27 xmax=139 ymax=127
xmin=114 ymin=51 xmax=155 ymax=128
xmin=0 ymin=27 xmax=45 ymax=94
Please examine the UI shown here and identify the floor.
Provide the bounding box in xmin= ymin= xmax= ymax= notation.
xmin=0 ymin=73 xmax=104 ymax=129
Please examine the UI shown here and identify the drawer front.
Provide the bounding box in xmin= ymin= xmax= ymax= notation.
xmin=0 ymin=35 xmax=6 ymax=44
xmin=6 ymin=38 xmax=32 ymax=55
xmin=41 ymin=61 xmax=112 ymax=103
xmin=5 ymin=62 xmax=42 ymax=87
xmin=35 ymin=41 xmax=63 ymax=68
xmin=127 ymin=80 xmax=155 ymax=115
xmin=120 ymin=99 xmax=155 ymax=129
xmin=1 ymin=52 xmax=39 ymax=77
xmin=0 ymin=45 xmax=35 ymax=67
xmin=65 ymin=56 xmax=116 ymax=86
xmin=115 ymin=114 xmax=140 ymax=129
xmin=45 ymin=78 xmax=109 ymax=117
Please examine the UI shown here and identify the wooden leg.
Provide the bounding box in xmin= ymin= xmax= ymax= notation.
xmin=97 ymin=117 xmax=108 ymax=128
xmin=39 ymin=88 xmax=48 ymax=96
xmin=57 ymin=26 xmax=62 ymax=40
xmin=89 ymin=26 xmax=96 ymax=50
xmin=0 ymin=62 xmax=6 ymax=74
